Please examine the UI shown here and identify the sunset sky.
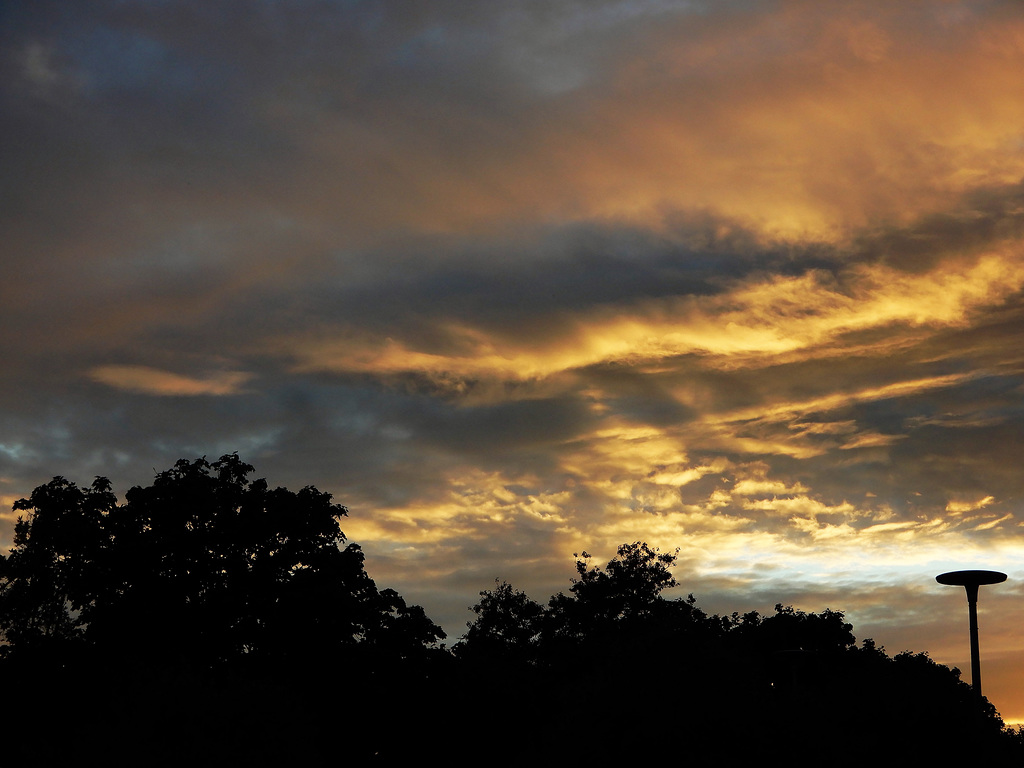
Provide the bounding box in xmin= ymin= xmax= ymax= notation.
xmin=4 ymin=0 xmax=1024 ymax=721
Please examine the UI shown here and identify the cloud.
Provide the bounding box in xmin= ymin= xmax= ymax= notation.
xmin=87 ymin=365 xmax=252 ymax=396
xmin=279 ymin=248 xmax=1024 ymax=394
xmin=18 ymin=41 xmax=67 ymax=97
xmin=6 ymin=0 xmax=1024 ymax=724
xmin=947 ymin=496 xmax=996 ymax=513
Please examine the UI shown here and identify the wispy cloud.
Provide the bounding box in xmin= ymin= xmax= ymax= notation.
xmin=88 ymin=366 xmax=252 ymax=396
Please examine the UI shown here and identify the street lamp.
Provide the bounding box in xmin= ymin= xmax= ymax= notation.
xmin=936 ymin=569 xmax=1007 ymax=696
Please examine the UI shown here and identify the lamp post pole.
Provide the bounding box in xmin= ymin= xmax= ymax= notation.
xmin=936 ymin=569 xmax=1007 ymax=696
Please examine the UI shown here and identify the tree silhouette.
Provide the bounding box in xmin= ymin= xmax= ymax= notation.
xmin=554 ymin=541 xmax=678 ymax=624
xmin=0 ymin=454 xmax=444 ymax=669
xmin=4 ymin=462 xmax=1023 ymax=767
xmin=0 ymin=474 xmax=114 ymax=657
xmin=0 ymin=455 xmax=453 ymax=765
xmin=454 ymin=543 xmax=1024 ymax=766
xmin=460 ymin=579 xmax=544 ymax=663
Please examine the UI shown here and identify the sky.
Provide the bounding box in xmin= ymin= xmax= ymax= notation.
xmin=4 ymin=0 xmax=1024 ymax=721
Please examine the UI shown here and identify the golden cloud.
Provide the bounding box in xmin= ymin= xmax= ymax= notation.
xmin=593 ymin=5 xmax=1024 ymax=236
xmin=946 ymin=496 xmax=996 ymax=514
xmin=285 ymin=251 xmax=1024 ymax=392
xmin=251 ymin=3 xmax=1024 ymax=250
xmin=343 ymin=467 xmax=574 ymax=547
xmin=88 ymin=365 xmax=253 ymax=396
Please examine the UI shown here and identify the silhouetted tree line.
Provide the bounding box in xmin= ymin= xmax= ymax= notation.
xmin=1 ymin=456 xmax=1021 ymax=766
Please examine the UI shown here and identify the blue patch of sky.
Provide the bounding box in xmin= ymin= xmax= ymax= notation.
xmin=0 ymin=444 xmax=29 ymax=463
xmin=62 ymin=24 xmax=201 ymax=97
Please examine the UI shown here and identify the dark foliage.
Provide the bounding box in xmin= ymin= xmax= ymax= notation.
xmin=0 ymin=455 xmax=446 ymax=765
xmin=0 ymin=454 xmax=444 ymax=671
xmin=2 ymin=463 xmax=1022 ymax=766
xmin=455 ymin=542 xmax=1024 ymax=766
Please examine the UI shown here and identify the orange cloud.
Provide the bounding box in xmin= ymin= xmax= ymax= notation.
xmin=282 ymin=250 xmax=1024 ymax=397
xmin=88 ymin=365 xmax=252 ymax=396
xmin=947 ymin=496 xmax=996 ymax=513
xmin=231 ymin=2 xmax=1024 ymax=251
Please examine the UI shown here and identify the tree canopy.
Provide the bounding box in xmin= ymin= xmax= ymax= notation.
xmin=0 ymin=454 xmax=444 ymax=670
xmin=1 ymin=459 xmax=1021 ymax=765
xmin=456 ymin=542 xmax=1024 ymax=766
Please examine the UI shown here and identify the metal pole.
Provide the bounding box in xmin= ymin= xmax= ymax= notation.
xmin=964 ymin=582 xmax=982 ymax=695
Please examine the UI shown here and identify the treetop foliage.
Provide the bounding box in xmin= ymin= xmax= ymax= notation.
xmin=454 ymin=541 xmax=1022 ymax=764
xmin=457 ymin=542 xmax=860 ymax=666
xmin=0 ymin=454 xmax=444 ymax=669
xmin=1 ymin=458 xmax=1021 ymax=765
